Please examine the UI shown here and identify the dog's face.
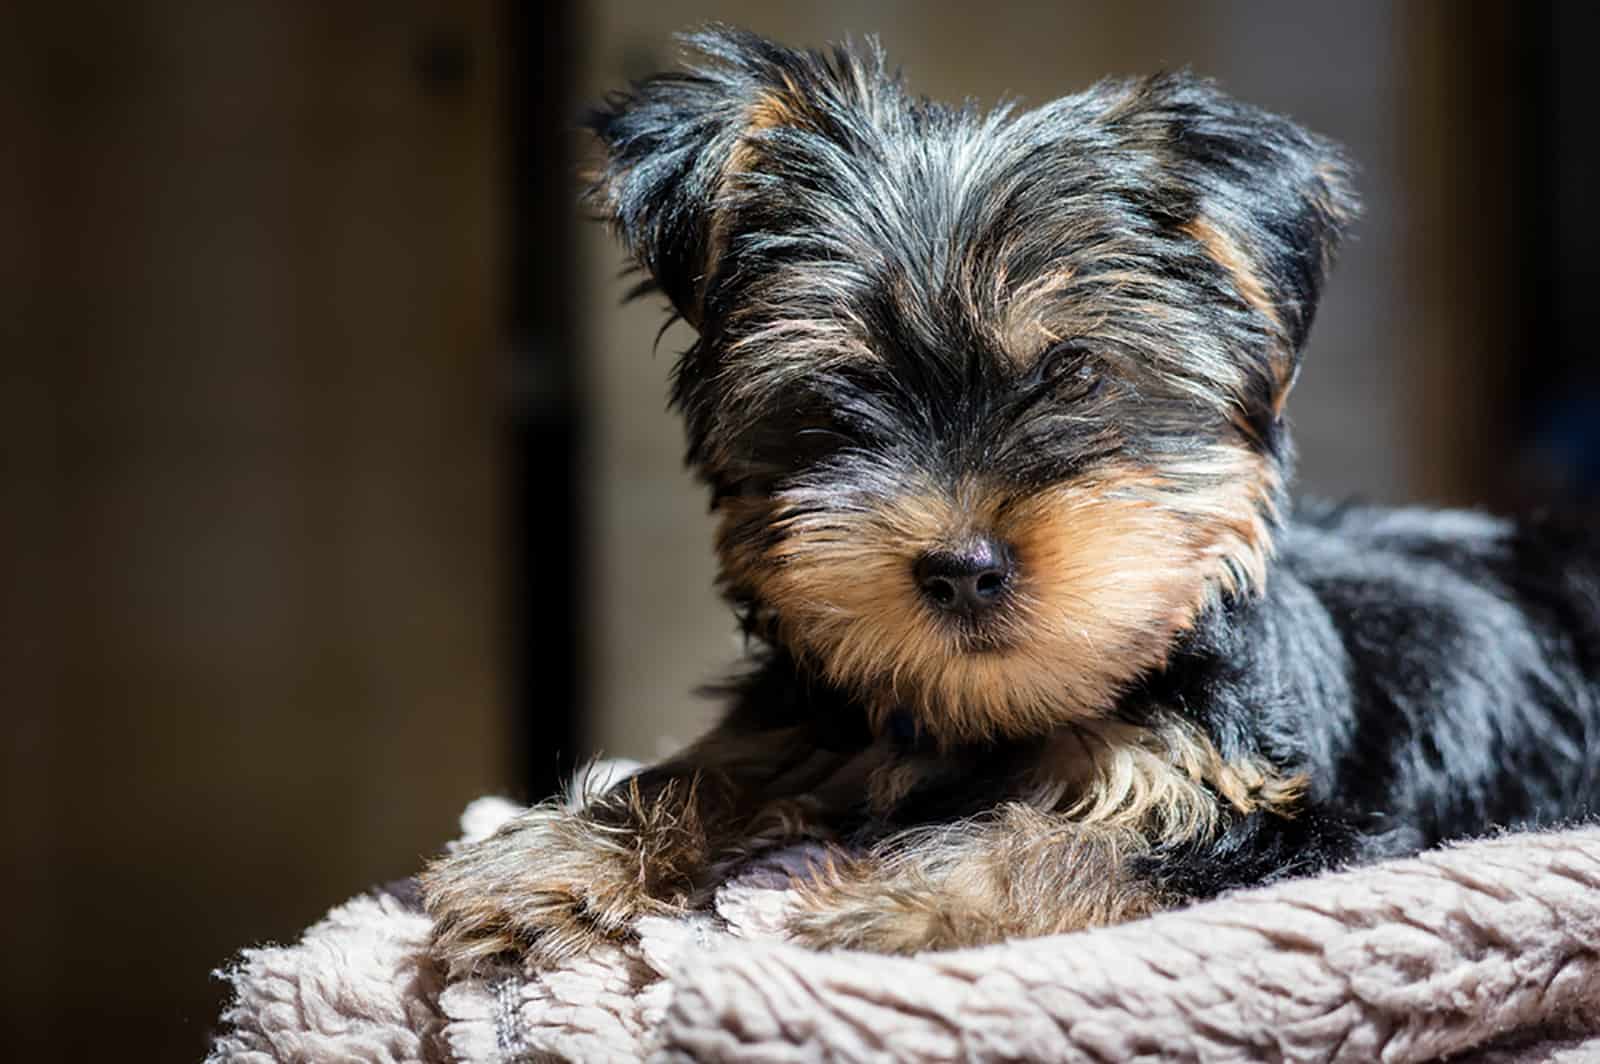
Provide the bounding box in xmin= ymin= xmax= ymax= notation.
xmin=587 ymin=29 xmax=1355 ymax=744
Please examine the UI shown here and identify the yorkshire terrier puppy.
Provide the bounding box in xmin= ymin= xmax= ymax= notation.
xmin=423 ymin=28 xmax=1600 ymax=970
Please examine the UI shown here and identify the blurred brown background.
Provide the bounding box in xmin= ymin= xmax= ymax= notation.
xmin=1 ymin=1 xmax=1595 ymax=1058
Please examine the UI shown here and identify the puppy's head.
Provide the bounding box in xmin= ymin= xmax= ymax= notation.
xmin=586 ymin=27 xmax=1356 ymax=744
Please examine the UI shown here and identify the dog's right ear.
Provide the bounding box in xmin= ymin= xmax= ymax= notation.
xmin=584 ymin=41 xmax=746 ymax=327
xmin=584 ymin=26 xmax=879 ymax=330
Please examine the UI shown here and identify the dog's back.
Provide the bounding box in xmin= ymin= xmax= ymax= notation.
xmin=1281 ymin=502 xmax=1600 ymax=845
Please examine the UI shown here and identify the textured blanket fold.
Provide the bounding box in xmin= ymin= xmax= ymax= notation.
xmin=209 ymin=797 xmax=1600 ymax=1063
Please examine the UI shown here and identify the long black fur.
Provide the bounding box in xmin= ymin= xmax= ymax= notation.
xmin=1144 ymin=504 xmax=1600 ymax=897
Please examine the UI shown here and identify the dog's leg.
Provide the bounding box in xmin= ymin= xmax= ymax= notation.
xmin=422 ymin=725 xmax=847 ymax=973
xmin=785 ymin=803 xmax=1164 ymax=954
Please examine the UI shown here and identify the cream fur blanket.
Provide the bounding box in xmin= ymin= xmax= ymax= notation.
xmin=209 ymin=792 xmax=1600 ymax=1062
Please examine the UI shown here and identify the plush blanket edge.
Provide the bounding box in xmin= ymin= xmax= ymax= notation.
xmin=206 ymin=797 xmax=1600 ymax=1064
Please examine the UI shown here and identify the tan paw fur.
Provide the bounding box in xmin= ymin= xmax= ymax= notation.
xmin=420 ymin=781 xmax=713 ymax=975
xmin=785 ymin=806 xmax=1163 ymax=955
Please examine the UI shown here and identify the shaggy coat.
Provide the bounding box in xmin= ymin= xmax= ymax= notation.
xmin=422 ymin=28 xmax=1600 ymax=966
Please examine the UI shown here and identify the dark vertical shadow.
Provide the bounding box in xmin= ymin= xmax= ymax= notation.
xmin=1509 ymin=1 xmax=1600 ymax=507
xmin=505 ymin=0 xmax=584 ymax=799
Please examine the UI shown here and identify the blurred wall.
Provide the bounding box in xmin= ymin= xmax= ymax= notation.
xmin=1 ymin=2 xmax=510 ymax=1056
xmin=574 ymin=1 xmax=1519 ymax=761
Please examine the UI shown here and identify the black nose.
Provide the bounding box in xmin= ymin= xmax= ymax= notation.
xmin=914 ymin=539 xmax=1016 ymax=615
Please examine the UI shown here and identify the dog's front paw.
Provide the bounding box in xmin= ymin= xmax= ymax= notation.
xmin=420 ymin=803 xmax=688 ymax=975
xmin=784 ymin=856 xmax=1005 ymax=955
xmin=785 ymin=810 xmax=1165 ymax=954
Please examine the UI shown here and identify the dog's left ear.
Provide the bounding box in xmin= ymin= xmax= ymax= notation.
xmin=583 ymin=27 xmax=874 ymax=330
xmin=1135 ymin=75 xmax=1359 ymax=401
